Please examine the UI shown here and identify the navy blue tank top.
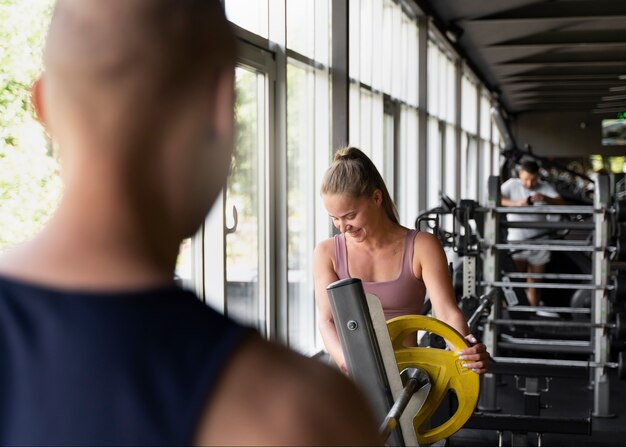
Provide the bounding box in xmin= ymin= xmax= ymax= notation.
xmin=0 ymin=275 xmax=252 ymax=445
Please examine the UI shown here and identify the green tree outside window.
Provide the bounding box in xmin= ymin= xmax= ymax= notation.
xmin=0 ymin=0 xmax=60 ymax=252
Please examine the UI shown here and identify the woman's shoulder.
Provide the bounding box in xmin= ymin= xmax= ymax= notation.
xmin=413 ymin=230 xmax=445 ymax=254
xmin=413 ymin=230 xmax=440 ymax=244
xmin=313 ymin=237 xmax=337 ymax=259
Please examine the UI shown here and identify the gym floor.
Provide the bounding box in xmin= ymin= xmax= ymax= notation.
xmin=450 ymin=370 xmax=626 ymax=446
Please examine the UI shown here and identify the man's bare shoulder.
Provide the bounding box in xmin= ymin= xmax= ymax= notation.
xmin=195 ymin=333 xmax=381 ymax=446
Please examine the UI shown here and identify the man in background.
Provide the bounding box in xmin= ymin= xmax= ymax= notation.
xmin=501 ymin=160 xmax=567 ymax=306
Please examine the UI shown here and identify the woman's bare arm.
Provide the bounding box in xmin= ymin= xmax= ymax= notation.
xmin=415 ymin=232 xmax=489 ymax=374
xmin=313 ymin=240 xmax=348 ymax=373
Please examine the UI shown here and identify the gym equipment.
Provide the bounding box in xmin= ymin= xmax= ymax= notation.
xmin=387 ymin=315 xmax=480 ymax=445
xmin=489 ymin=313 xmax=626 ymax=341
xmin=326 ymin=278 xmax=479 ymax=446
xmin=379 ymin=368 xmax=429 ymax=441
xmin=480 ymin=174 xmax=614 ymax=418
xmin=613 ymin=199 xmax=626 ymax=222
xmin=488 ymin=356 xmax=626 ymax=380
xmin=327 ymin=278 xmax=414 ymax=446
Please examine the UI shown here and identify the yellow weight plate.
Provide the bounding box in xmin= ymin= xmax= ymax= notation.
xmin=387 ymin=315 xmax=480 ymax=445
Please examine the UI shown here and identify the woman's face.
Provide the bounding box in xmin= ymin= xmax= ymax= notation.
xmin=323 ymin=192 xmax=381 ymax=241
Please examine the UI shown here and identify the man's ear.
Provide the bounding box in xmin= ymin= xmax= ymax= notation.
xmin=31 ymin=77 xmax=49 ymax=133
xmin=209 ymin=70 xmax=235 ymax=143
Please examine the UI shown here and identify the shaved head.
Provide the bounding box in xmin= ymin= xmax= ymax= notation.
xmin=42 ymin=0 xmax=236 ymax=143
xmin=33 ymin=0 xmax=238 ymax=240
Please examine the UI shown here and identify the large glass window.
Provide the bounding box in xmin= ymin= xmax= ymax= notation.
xmin=491 ymin=112 xmax=503 ymax=176
xmin=492 ymin=125 xmax=502 ymax=176
xmin=461 ymin=132 xmax=479 ymax=201
xmin=427 ymin=40 xmax=457 ymax=213
xmin=286 ymin=61 xmax=330 ymax=354
xmin=225 ymin=66 xmax=268 ymax=334
xmin=427 ymin=117 xmax=442 ymax=209
xmin=480 ymin=95 xmax=491 ymax=141
xmin=397 ymin=106 xmax=419 ymax=227
xmin=443 ymin=124 xmax=457 ymax=199
xmin=350 ymin=0 xmax=419 ymax=226
xmin=461 ymin=74 xmax=478 ymax=134
xmin=478 ymin=139 xmax=491 ymax=203
xmin=287 ymin=0 xmax=330 ymax=65
xmin=285 ymin=0 xmax=332 ymax=353
xmin=383 ymin=110 xmax=396 ymax=199
xmin=225 ymin=0 xmax=269 ymax=38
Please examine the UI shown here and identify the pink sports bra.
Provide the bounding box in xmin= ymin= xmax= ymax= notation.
xmin=334 ymin=229 xmax=426 ymax=320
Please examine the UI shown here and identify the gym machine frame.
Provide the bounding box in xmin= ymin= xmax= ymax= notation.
xmin=480 ymin=174 xmax=614 ymax=418
xmin=326 ymin=278 xmax=481 ymax=446
xmin=326 ymin=278 xmax=425 ymax=446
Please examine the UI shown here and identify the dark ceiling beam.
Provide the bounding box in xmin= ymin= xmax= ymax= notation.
xmin=515 ymin=105 xmax=607 ymax=112
xmin=474 ymin=1 xmax=626 ymax=21
xmin=503 ymin=74 xmax=625 ymax=80
xmin=514 ymin=99 xmax=605 ymax=105
xmin=498 ymin=53 xmax=626 ymax=65
xmin=592 ymin=107 xmax=626 ymax=114
xmin=595 ymin=101 xmax=626 ymax=108
xmin=493 ymin=67 xmax=626 ymax=77
xmin=507 ymin=86 xmax=617 ymax=93
xmin=497 ymin=61 xmax=626 ymax=68
xmin=507 ymin=92 xmax=612 ymax=99
xmin=488 ymin=41 xmax=626 ymax=49
xmin=468 ymin=16 xmax=626 ymax=24
xmin=489 ymin=29 xmax=626 ymax=44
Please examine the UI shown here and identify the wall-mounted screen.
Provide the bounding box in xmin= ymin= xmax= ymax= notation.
xmin=602 ymin=119 xmax=626 ymax=146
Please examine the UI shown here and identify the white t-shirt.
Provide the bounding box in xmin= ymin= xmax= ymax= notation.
xmin=500 ymin=177 xmax=560 ymax=241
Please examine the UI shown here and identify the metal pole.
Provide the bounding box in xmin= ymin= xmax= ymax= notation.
xmin=504 ymin=305 xmax=590 ymax=314
xmin=489 ymin=319 xmax=612 ymax=329
xmin=467 ymin=288 xmax=499 ymax=332
xmin=493 ymin=243 xmax=595 ymax=252
xmin=479 ymin=175 xmax=500 ymax=411
xmin=379 ymin=368 xmax=429 ymax=442
xmin=492 ymin=205 xmax=596 ymax=214
xmin=485 ymin=281 xmax=603 ymax=290
xmin=503 ymin=272 xmax=593 ymax=280
xmin=593 ymin=174 xmax=613 ymax=417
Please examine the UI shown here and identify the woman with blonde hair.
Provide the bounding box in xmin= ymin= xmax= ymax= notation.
xmin=313 ymin=147 xmax=489 ymax=374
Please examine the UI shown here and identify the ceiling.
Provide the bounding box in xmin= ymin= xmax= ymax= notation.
xmin=414 ymin=0 xmax=626 ymax=116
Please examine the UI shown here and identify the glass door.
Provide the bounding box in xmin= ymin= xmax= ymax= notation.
xmin=224 ymin=65 xmax=268 ymax=334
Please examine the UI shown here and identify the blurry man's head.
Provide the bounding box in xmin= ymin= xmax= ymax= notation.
xmin=34 ymin=0 xmax=237 ymax=237
xmin=519 ymin=161 xmax=540 ymax=190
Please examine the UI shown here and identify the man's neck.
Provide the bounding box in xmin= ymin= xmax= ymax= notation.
xmin=0 ymin=184 xmax=180 ymax=292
